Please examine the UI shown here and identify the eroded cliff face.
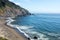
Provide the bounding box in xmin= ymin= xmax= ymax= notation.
xmin=0 ymin=0 xmax=30 ymax=17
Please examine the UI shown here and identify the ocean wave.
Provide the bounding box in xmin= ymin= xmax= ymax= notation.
xmin=6 ymin=17 xmax=32 ymax=39
xmin=6 ymin=17 xmax=49 ymax=40
xmin=6 ymin=17 xmax=60 ymax=40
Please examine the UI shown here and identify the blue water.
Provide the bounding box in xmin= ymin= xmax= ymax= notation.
xmin=11 ymin=14 xmax=60 ymax=40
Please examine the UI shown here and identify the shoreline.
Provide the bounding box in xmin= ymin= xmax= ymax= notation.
xmin=6 ymin=17 xmax=30 ymax=38
xmin=0 ymin=18 xmax=28 ymax=40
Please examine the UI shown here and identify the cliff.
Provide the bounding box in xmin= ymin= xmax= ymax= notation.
xmin=0 ymin=0 xmax=31 ymax=17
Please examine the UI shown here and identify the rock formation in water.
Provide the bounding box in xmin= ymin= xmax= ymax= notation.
xmin=0 ymin=0 xmax=31 ymax=17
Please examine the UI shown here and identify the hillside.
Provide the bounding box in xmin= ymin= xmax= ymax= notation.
xmin=0 ymin=0 xmax=30 ymax=40
xmin=0 ymin=0 xmax=31 ymax=17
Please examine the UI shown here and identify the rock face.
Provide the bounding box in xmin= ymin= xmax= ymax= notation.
xmin=0 ymin=0 xmax=31 ymax=17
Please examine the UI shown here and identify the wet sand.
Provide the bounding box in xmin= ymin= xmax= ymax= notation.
xmin=0 ymin=19 xmax=28 ymax=40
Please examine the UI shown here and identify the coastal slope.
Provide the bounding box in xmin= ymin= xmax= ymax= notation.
xmin=0 ymin=0 xmax=30 ymax=17
xmin=0 ymin=19 xmax=27 ymax=40
xmin=0 ymin=0 xmax=30 ymax=40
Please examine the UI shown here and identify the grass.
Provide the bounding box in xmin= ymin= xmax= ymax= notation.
xmin=0 ymin=37 xmax=8 ymax=40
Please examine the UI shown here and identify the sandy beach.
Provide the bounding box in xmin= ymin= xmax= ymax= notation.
xmin=0 ymin=19 xmax=28 ymax=40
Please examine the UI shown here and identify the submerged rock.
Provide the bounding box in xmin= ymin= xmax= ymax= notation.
xmin=33 ymin=36 xmax=38 ymax=39
xmin=27 ymin=38 xmax=30 ymax=40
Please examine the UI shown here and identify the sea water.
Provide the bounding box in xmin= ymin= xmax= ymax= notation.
xmin=10 ymin=14 xmax=60 ymax=40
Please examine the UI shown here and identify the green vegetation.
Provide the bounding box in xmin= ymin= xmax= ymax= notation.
xmin=0 ymin=0 xmax=7 ymax=8
xmin=0 ymin=37 xmax=8 ymax=40
xmin=0 ymin=0 xmax=30 ymax=16
xmin=6 ymin=1 xmax=22 ymax=9
xmin=0 ymin=0 xmax=22 ymax=9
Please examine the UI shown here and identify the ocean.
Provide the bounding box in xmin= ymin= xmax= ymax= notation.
xmin=7 ymin=14 xmax=60 ymax=40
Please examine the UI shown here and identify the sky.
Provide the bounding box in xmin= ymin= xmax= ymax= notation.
xmin=9 ymin=0 xmax=60 ymax=13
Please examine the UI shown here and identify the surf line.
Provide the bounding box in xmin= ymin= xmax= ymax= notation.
xmin=6 ymin=17 xmax=34 ymax=40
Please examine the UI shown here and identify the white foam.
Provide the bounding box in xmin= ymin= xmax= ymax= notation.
xmin=16 ymin=27 xmax=30 ymax=38
xmin=6 ymin=18 xmax=31 ymax=39
xmin=25 ymin=30 xmax=49 ymax=40
xmin=37 ymin=32 xmax=49 ymax=40
xmin=6 ymin=17 xmax=50 ymax=40
xmin=47 ymin=33 xmax=60 ymax=38
xmin=17 ymin=26 xmax=50 ymax=40
xmin=18 ymin=26 xmax=33 ymax=30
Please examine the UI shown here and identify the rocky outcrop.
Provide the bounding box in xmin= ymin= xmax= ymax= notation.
xmin=0 ymin=0 xmax=31 ymax=17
